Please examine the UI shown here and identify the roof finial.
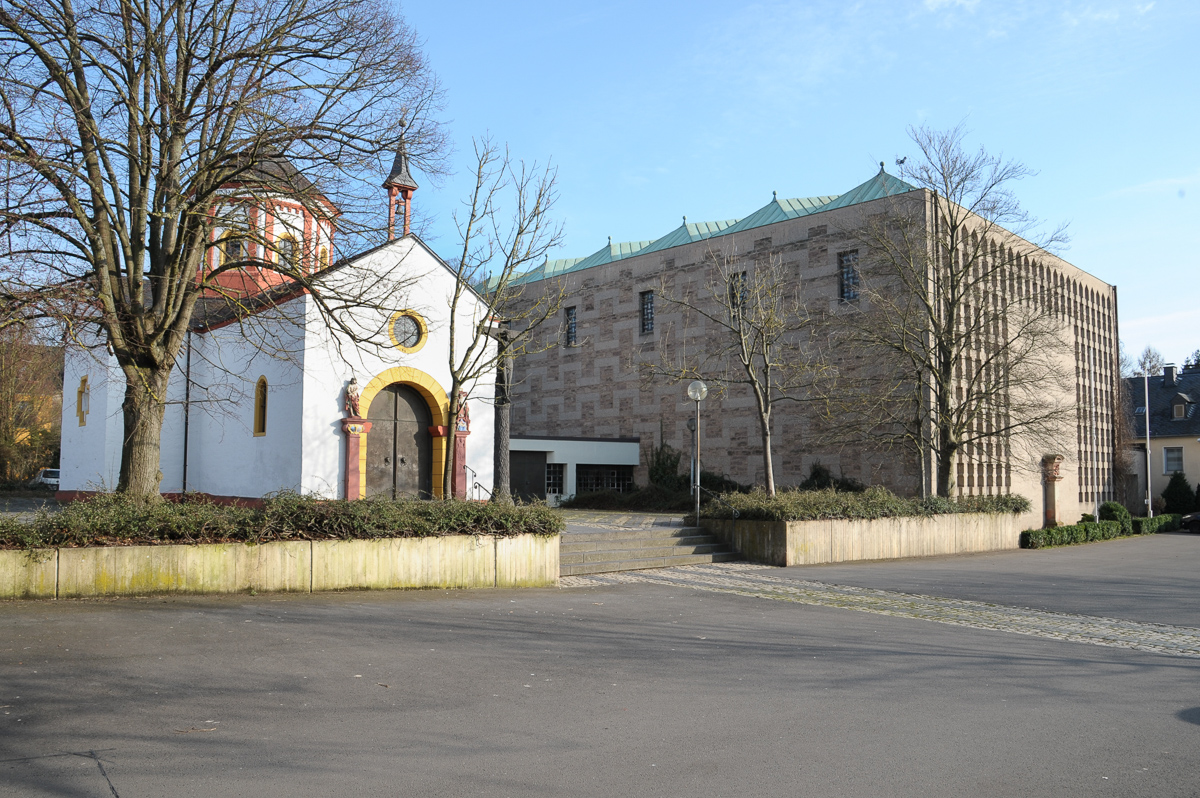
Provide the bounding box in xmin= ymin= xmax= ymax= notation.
xmin=682 ymin=215 xmax=687 ymax=225
xmin=608 ymin=235 xmax=612 ymax=246
xmin=879 ymin=161 xmax=885 ymax=174
xmin=772 ymin=190 xmax=777 ymax=201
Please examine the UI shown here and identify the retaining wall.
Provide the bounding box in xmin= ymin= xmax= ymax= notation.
xmin=0 ymin=534 xmax=558 ymax=599
xmin=701 ymin=514 xmax=1021 ymax=566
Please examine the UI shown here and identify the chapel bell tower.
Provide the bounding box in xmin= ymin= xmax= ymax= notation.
xmin=383 ymin=132 xmax=419 ymax=240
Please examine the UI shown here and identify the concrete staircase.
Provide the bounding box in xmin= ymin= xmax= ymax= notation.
xmin=560 ymin=526 xmax=740 ymax=577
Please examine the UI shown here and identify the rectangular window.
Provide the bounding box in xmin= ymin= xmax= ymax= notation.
xmin=1173 ymin=403 xmax=1186 ymax=419
xmin=564 ymin=306 xmax=577 ymax=347
xmin=576 ymin=465 xmax=634 ymax=494
xmin=639 ymin=290 xmax=654 ymax=334
xmin=1164 ymin=447 xmax=1183 ymax=474
xmin=838 ymin=250 xmax=859 ymax=302
xmin=545 ymin=463 xmax=565 ymax=496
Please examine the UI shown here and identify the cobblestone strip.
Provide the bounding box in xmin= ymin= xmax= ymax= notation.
xmin=561 ymin=563 xmax=1200 ymax=659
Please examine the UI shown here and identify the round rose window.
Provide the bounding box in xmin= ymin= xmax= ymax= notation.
xmin=392 ymin=314 xmax=422 ymax=349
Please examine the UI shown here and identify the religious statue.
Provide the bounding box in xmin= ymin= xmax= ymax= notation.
xmin=456 ymin=391 xmax=470 ymax=433
xmin=345 ymin=377 xmax=361 ymax=418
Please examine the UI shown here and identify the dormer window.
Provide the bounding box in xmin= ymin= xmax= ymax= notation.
xmin=1174 ymin=402 xmax=1186 ymax=419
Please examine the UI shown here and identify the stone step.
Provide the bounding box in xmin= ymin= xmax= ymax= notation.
xmin=560 ymin=551 xmax=742 ymax=577
xmin=560 ymin=526 xmax=708 ymax=543
xmin=560 ymin=534 xmax=719 ymax=553
xmin=560 ymin=542 xmax=731 ymax=565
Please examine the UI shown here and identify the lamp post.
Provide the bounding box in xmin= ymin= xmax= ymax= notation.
xmin=687 ymin=380 xmax=708 ymax=523
xmin=1144 ymin=373 xmax=1153 ymax=518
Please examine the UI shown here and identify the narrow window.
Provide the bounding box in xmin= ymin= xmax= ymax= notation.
xmin=639 ymin=290 xmax=654 ymax=334
xmin=564 ymin=306 xmax=577 ymax=347
xmin=220 ymin=234 xmax=248 ymax=267
xmin=838 ymin=250 xmax=859 ymax=302
xmin=253 ymin=376 xmax=268 ymax=437
xmin=76 ymin=376 xmax=89 ymax=427
xmin=318 ymin=245 xmax=330 ymax=270
xmin=728 ymin=271 xmax=747 ymax=313
xmin=1173 ymin=403 xmax=1186 ymax=419
xmin=1164 ymin=447 xmax=1183 ymax=474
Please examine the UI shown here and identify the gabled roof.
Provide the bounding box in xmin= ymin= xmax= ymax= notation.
xmin=569 ymin=239 xmax=655 ymax=271
xmin=1126 ymin=368 xmax=1200 ymax=439
xmin=639 ymin=218 xmax=741 ymax=255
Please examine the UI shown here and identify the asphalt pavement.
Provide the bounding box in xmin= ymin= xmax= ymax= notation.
xmin=2 ymin=532 xmax=1199 ymax=797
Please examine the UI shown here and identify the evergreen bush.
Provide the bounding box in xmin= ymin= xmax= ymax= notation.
xmin=1162 ymin=472 xmax=1194 ymax=514
xmin=698 ymin=486 xmax=1030 ymax=522
xmin=1098 ymin=501 xmax=1133 ymax=536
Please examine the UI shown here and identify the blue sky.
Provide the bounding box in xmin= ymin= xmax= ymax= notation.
xmin=400 ymin=0 xmax=1199 ymax=366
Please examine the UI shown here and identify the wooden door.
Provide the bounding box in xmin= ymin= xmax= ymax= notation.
xmin=366 ymin=384 xmax=433 ymax=499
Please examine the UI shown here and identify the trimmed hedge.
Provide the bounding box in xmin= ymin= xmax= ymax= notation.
xmin=1098 ymin=501 xmax=1133 ymax=536
xmin=696 ymin=486 xmax=1031 ymax=522
xmin=1132 ymin=514 xmax=1183 ymax=535
xmin=0 ymin=491 xmax=563 ymax=551
xmin=1021 ymin=514 xmax=1181 ymax=549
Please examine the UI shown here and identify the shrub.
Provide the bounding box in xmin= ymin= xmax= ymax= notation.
xmin=1098 ymin=501 xmax=1133 ymax=536
xmin=1131 ymin=514 xmax=1182 ymax=535
xmin=698 ymin=486 xmax=1031 ymax=522
xmin=1021 ymin=514 xmax=1181 ymax=548
xmin=647 ymin=443 xmax=689 ymax=492
xmin=0 ymin=491 xmax=562 ymax=551
xmin=1162 ymin=472 xmax=1194 ymax=514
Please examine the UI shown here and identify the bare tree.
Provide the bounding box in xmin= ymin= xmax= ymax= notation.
xmin=641 ymin=245 xmax=824 ymax=496
xmin=444 ymin=138 xmax=565 ymax=503
xmin=824 ymin=124 xmax=1074 ymax=498
xmin=0 ymin=0 xmax=444 ymax=499
xmin=1134 ymin=346 xmax=1166 ymax=377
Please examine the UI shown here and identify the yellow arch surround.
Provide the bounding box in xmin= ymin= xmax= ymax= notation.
xmin=357 ymin=366 xmax=450 ymax=500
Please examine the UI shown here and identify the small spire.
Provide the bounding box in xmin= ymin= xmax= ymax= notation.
xmin=879 ymin=161 xmax=885 ymax=174
xmin=772 ymin=190 xmax=777 ymax=201
xmin=608 ymin=235 xmax=612 ymax=247
xmin=383 ymin=131 xmax=419 ymax=190
xmin=682 ymin=215 xmax=687 ymax=225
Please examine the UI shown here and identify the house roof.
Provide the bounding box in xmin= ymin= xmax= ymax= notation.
xmin=512 ymin=167 xmax=919 ymax=283
xmin=1126 ymin=367 xmax=1200 ymax=439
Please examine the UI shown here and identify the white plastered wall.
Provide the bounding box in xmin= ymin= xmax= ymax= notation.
xmin=59 ymin=343 xmax=125 ymax=493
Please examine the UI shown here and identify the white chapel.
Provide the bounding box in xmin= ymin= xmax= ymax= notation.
xmin=59 ymin=147 xmax=497 ymax=502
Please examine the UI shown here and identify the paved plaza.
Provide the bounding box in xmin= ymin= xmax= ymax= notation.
xmin=2 ymin=532 xmax=1199 ymax=796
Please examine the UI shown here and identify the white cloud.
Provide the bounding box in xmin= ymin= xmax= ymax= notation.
xmin=1136 ymin=2 xmax=1155 ymax=15
xmin=1102 ymin=170 xmax=1200 ymax=199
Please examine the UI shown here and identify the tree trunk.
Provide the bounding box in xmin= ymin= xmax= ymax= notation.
xmin=759 ymin=414 xmax=776 ymax=496
xmin=935 ymin=426 xmax=958 ymax=498
xmin=442 ymin=387 xmax=460 ymax=500
xmin=117 ymin=366 xmax=171 ymax=499
xmin=491 ymin=352 xmax=513 ymax=505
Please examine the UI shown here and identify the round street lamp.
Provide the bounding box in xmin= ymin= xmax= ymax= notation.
xmin=687 ymin=380 xmax=708 ymax=523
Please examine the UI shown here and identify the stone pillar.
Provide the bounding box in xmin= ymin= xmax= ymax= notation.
xmin=451 ymin=395 xmax=471 ymax=500
xmin=341 ymin=418 xmax=372 ymax=500
xmin=1041 ymin=454 xmax=1064 ymax=528
xmin=429 ymin=425 xmax=449 ymax=499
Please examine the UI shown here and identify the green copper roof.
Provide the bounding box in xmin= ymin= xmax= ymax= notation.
xmin=818 ymin=167 xmax=917 ymax=211
xmin=639 ymin=218 xmax=741 ymax=255
xmin=511 ymin=168 xmax=920 ymax=285
xmin=721 ymin=194 xmax=839 ymax=236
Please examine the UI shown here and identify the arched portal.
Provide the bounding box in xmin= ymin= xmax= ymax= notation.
xmin=357 ymin=367 xmax=449 ymax=499
xmin=366 ymin=384 xmax=433 ymax=498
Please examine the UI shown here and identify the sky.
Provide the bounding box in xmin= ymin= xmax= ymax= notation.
xmin=397 ymin=0 xmax=1199 ymax=367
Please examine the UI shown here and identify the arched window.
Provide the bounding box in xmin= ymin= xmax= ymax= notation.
xmin=253 ymin=377 xmax=268 ymax=437
xmin=318 ymin=245 xmax=330 ymax=270
xmin=275 ymin=235 xmax=297 ymax=270
xmin=220 ymin=233 xmax=248 ymax=267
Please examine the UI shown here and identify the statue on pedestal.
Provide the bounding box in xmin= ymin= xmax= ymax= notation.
xmin=345 ymin=377 xmax=361 ymax=418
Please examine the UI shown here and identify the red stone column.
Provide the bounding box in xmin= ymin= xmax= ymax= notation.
xmin=1042 ymin=454 xmax=1064 ymax=528
xmin=341 ymin=417 xmax=372 ymax=500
